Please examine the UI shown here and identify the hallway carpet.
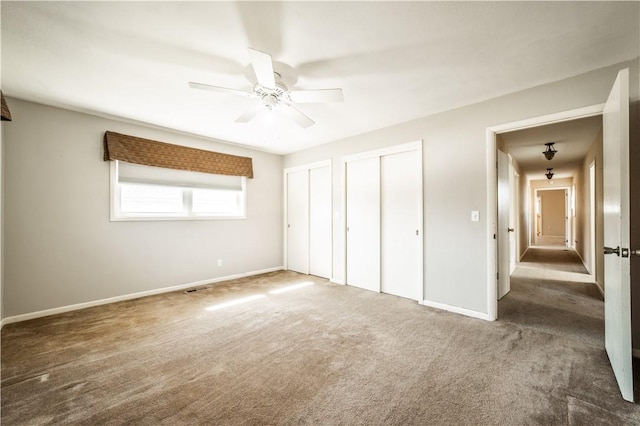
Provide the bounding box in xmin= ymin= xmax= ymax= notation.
xmin=3 ymin=266 xmax=640 ymax=424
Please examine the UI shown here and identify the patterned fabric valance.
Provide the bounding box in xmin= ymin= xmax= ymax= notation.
xmin=1 ymin=91 xmax=12 ymax=121
xmin=103 ymin=131 xmax=253 ymax=179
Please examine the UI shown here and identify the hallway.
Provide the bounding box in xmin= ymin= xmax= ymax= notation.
xmin=499 ymin=248 xmax=603 ymax=348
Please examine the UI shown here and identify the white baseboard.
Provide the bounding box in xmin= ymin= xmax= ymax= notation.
xmin=420 ymin=299 xmax=494 ymax=321
xmin=330 ymin=278 xmax=346 ymax=285
xmin=1 ymin=266 xmax=284 ymax=327
xmin=520 ymin=247 xmax=530 ymax=261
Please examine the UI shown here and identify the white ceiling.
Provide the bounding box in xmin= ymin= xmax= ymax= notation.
xmin=1 ymin=1 xmax=638 ymax=154
xmin=500 ymin=115 xmax=603 ymax=181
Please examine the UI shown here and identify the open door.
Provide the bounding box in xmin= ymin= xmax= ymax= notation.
xmin=497 ymin=150 xmax=510 ymax=299
xmin=603 ymin=68 xmax=633 ymax=402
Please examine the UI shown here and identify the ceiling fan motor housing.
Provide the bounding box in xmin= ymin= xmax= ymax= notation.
xmin=255 ymin=76 xmax=288 ymax=109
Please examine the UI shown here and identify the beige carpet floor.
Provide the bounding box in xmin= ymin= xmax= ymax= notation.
xmin=2 ymin=252 xmax=640 ymax=424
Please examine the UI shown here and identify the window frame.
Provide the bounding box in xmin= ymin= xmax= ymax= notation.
xmin=110 ymin=161 xmax=247 ymax=221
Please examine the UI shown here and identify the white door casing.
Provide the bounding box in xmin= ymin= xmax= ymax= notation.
xmin=487 ymin=105 xmax=607 ymax=321
xmin=602 ymin=68 xmax=633 ymax=402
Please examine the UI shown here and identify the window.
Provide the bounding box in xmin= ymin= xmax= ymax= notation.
xmin=111 ymin=160 xmax=246 ymax=220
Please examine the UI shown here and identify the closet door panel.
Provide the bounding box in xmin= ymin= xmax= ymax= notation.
xmin=287 ymin=170 xmax=309 ymax=274
xmin=346 ymin=157 xmax=380 ymax=292
xmin=309 ymin=166 xmax=331 ymax=278
xmin=380 ymin=150 xmax=422 ymax=300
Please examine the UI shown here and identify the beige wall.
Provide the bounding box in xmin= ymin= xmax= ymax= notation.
xmin=574 ymin=129 xmax=604 ymax=290
xmin=2 ymin=99 xmax=284 ymax=318
xmin=540 ymin=189 xmax=566 ymax=237
xmin=284 ymin=58 xmax=639 ymax=316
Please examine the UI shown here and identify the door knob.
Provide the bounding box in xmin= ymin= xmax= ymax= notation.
xmin=507 ymin=228 xmax=514 ymax=232
xmin=604 ymin=246 xmax=620 ymax=256
xmin=631 ymin=249 xmax=639 ymax=256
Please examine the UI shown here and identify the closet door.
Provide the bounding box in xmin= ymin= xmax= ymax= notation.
xmin=287 ymin=169 xmax=309 ymax=274
xmin=309 ymin=166 xmax=331 ymax=278
xmin=346 ymin=157 xmax=380 ymax=292
xmin=380 ymin=150 xmax=422 ymax=300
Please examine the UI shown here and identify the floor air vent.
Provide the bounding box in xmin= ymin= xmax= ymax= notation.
xmin=184 ymin=287 xmax=209 ymax=294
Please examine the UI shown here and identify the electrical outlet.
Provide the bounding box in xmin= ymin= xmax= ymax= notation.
xmin=217 ymin=259 xmax=222 ymax=267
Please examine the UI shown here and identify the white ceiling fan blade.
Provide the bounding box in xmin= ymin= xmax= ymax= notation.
xmin=288 ymin=88 xmax=343 ymax=103
xmin=235 ymin=105 xmax=264 ymax=123
xmin=189 ymin=82 xmax=254 ymax=98
xmin=248 ymin=48 xmax=276 ymax=89
xmin=282 ymin=104 xmax=315 ymax=128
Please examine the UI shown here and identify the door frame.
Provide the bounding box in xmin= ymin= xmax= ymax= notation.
xmin=283 ymin=159 xmax=332 ymax=276
xmin=341 ymin=140 xmax=424 ymax=299
xmin=486 ymin=103 xmax=604 ymax=320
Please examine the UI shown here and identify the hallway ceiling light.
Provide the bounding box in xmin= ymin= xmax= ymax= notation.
xmin=545 ymin=168 xmax=554 ymax=180
xmin=543 ymin=142 xmax=557 ymax=160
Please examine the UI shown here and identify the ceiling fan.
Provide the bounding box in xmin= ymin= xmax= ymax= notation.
xmin=189 ymin=48 xmax=343 ymax=128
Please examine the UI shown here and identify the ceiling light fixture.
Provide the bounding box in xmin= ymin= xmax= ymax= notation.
xmin=543 ymin=142 xmax=557 ymax=160
xmin=545 ymin=168 xmax=554 ymax=180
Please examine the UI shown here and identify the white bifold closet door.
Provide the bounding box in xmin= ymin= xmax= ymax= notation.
xmin=287 ymin=169 xmax=309 ymax=274
xmin=346 ymin=145 xmax=422 ymax=300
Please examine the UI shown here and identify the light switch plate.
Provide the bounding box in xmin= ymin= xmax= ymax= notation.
xmin=471 ymin=211 xmax=480 ymax=222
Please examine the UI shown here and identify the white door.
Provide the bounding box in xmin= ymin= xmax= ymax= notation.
xmin=309 ymin=166 xmax=331 ymax=278
xmin=346 ymin=157 xmax=380 ymax=292
xmin=602 ymin=69 xmax=633 ymax=402
xmin=287 ymin=169 xmax=309 ymax=274
xmin=380 ymin=150 xmax=422 ymax=300
xmin=497 ymin=150 xmax=510 ymax=299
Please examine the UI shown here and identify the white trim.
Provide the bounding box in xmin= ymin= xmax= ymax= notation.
xmin=420 ymin=299 xmax=494 ymax=321
xmin=1 ymin=266 xmax=284 ymax=326
xmin=283 ymin=159 xmax=332 ymax=174
xmin=341 ymin=140 xmax=423 ymax=287
xmin=594 ymin=281 xmax=605 ymax=298
xmin=342 ymin=140 xmax=422 ymax=163
xmin=486 ymin=103 xmax=605 ymax=321
xmin=572 ymin=249 xmax=594 ymax=283
xmin=489 ymin=104 xmax=605 ymax=134
xmin=330 ymin=278 xmax=346 ymax=285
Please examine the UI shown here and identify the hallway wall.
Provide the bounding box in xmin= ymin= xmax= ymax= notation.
xmin=540 ymin=190 xmax=566 ymax=237
xmin=575 ymin=128 xmax=604 ymax=291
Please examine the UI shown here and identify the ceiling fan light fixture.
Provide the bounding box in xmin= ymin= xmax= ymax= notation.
xmin=545 ymin=168 xmax=554 ymax=180
xmin=543 ymin=142 xmax=557 ymax=160
xmin=189 ymin=47 xmax=343 ymax=129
